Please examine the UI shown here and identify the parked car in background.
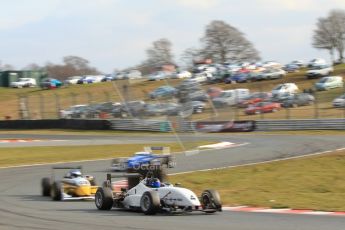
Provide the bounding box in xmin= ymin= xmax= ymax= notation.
xmin=77 ymin=75 xmax=95 ymax=84
xmin=284 ymin=64 xmax=299 ymax=73
xmin=224 ymin=72 xmax=250 ymax=83
xmin=290 ymin=60 xmax=305 ymax=67
xmin=92 ymin=75 xmax=105 ymax=83
xmin=307 ymin=58 xmax=326 ymax=67
xmin=315 ymin=76 xmax=343 ymax=91
xmin=305 ymin=65 xmax=333 ymax=79
xmin=212 ymin=88 xmax=250 ymax=107
xmin=176 ymin=90 xmax=206 ymax=103
xmin=245 ymin=101 xmax=281 ymax=115
xmin=188 ymin=100 xmax=206 ymax=114
xmin=10 ymin=78 xmax=37 ymax=88
xmin=41 ymin=78 xmax=62 ymax=89
xmin=101 ymin=74 xmax=116 ymax=82
xmin=237 ymin=92 xmax=272 ymax=108
xmin=64 ymin=76 xmax=82 ymax=85
xmin=272 ymin=83 xmax=298 ymax=97
xmin=281 ymin=93 xmax=315 ymax=108
xmin=206 ymin=87 xmax=223 ymax=99
xmin=60 ymin=105 xmax=89 ymax=118
xmin=112 ymin=100 xmax=146 ymax=118
xmin=191 ymin=72 xmax=211 ymax=83
xmin=149 ymin=86 xmax=177 ymax=99
xmin=148 ymin=71 xmax=168 ymax=81
xmin=171 ymin=71 xmax=192 ymax=79
xmin=144 ymin=103 xmax=181 ymax=116
xmin=124 ymin=70 xmax=142 ymax=79
xmin=259 ymin=68 xmax=286 ymax=80
xmin=262 ymin=61 xmax=283 ymax=69
xmin=332 ymin=94 xmax=345 ymax=108
xmin=88 ymin=102 xmax=122 ymax=118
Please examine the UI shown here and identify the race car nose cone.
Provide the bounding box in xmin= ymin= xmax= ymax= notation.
xmin=75 ymin=185 xmax=92 ymax=196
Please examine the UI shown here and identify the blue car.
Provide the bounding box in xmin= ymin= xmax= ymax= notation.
xmin=111 ymin=147 xmax=175 ymax=171
xmin=40 ymin=78 xmax=63 ymax=89
xmin=149 ymin=86 xmax=177 ymax=99
xmin=224 ymin=73 xmax=249 ymax=84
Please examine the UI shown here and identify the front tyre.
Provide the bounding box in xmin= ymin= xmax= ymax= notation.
xmin=41 ymin=177 xmax=51 ymax=196
xmin=95 ymin=187 xmax=113 ymax=210
xmin=51 ymin=182 xmax=63 ymax=201
xmin=140 ymin=191 xmax=160 ymax=215
xmin=201 ymin=189 xmax=222 ymax=212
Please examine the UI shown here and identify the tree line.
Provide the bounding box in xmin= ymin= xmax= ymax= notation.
xmin=1 ymin=9 xmax=344 ymax=79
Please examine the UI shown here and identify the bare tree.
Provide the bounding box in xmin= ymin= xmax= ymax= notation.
xmin=63 ymin=56 xmax=89 ymax=70
xmin=23 ymin=63 xmax=42 ymax=71
xmin=180 ymin=47 xmax=202 ymax=69
xmin=44 ymin=56 xmax=101 ymax=80
xmin=1 ymin=64 xmax=14 ymax=71
xmin=200 ymin=20 xmax=260 ymax=63
xmin=145 ymin=38 xmax=174 ymax=68
xmin=313 ymin=9 xmax=345 ymax=62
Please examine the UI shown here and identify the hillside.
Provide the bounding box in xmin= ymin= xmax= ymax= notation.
xmin=0 ymin=64 xmax=345 ymax=120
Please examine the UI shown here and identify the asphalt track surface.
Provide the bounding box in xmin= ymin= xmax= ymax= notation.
xmin=0 ymin=133 xmax=345 ymax=230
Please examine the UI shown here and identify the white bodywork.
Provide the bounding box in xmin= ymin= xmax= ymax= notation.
xmin=333 ymin=94 xmax=345 ymax=108
xmin=121 ymin=179 xmax=201 ymax=209
xmin=306 ymin=65 xmax=333 ymax=78
xmin=60 ymin=177 xmax=95 ymax=200
xmin=10 ymin=78 xmax=37 ymax=88
xmin=272 ymin=83 xmax=298 ymax=97
xmin=65 ymin=76 xmax=82 ymax=85
xmin=212 ymin=88 xmax=250 ymax=107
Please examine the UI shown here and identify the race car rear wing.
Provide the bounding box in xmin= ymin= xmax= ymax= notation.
xmin=105 ymin=173 xmax=142 ymax=190
xmin=51 ymin=166 xmax=83 ymax=180
xmin=143 ymin=146 xmax=170 ymax=155
xmin=52 ymin=166 xmax=82 ymax=170
xmin=106 ymin=173 xmax=141 ymax=183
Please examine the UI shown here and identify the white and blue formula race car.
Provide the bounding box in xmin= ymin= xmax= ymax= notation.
xmin=110 ymin=146 xmax=175 ymax=172
xmin=95 ymin=173 xmax=222 ymax=215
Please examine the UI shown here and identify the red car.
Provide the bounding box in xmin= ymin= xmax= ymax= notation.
xmin=245 ymin=101 xmax=281 ymax=115
xmin=238 ymin=92 xmax=272 ymax=108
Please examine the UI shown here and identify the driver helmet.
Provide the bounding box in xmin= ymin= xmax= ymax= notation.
xmin=69 ymin=169 xmax=82 ymax=178
xmin=150 ymin=178 xmax=161 ymax=188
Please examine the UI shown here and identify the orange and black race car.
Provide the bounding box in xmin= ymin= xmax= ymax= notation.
xmin=41 ymin=166 xmax=98 ymax=201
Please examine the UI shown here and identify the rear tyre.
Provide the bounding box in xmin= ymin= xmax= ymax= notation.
xmin=95 ymin=187 xmax=113 ymax=210
xmin=41 ymin=177 xmax=51 ymax=196
xmin=51 ymin=182 xmax=63 ymax=201
xmin=201 ymin=189 xmax=222 ymax=212
xmin=140 ymin=191 xmax=160 ymax=215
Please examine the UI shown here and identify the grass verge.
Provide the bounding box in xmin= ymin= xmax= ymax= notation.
xmin=169 ymin=149 xmax=345 ymax=211
xmin=0 ymin=142 xmax=212 ymax=167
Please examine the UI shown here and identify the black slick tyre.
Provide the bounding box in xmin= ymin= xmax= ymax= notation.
xmin=201 ymin=189 xmax=222 ymax=212
xmin=41 ymin=177 xmax=51 ymax=196
xmin=140 ymin=191 xmax=160 ymax=215
xmin=51 ymin=182 xmax=63 ymax=201
xmin=95 ymin=187 xmax=113 ymax=210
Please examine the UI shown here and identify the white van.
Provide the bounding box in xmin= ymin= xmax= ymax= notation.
xmin=212 ymin=88 xmax=250 ymax=107
xmin=315 ymin=76 xmax=343 ymax=91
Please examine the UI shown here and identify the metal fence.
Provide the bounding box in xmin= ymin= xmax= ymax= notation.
xmin=109 ymin=118 xmax=345 ymax=132
xmin=12 ymin=92 xmax=345 ymax=121
xmin=255 ymin=118 xmax=345 ymax=131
